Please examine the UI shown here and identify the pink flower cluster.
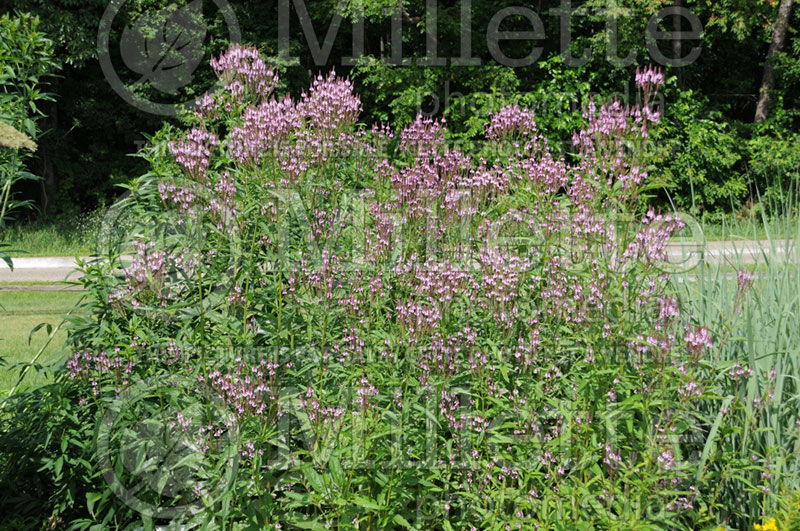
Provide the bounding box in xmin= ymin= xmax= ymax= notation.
xmin=298 ymin=70 xmax=361 ymax=137
xmin=124 ymin=240 xmax=167 ymax=288
xmin=354 ymin=375 xmax=378 ymax=410
xmin=685 ymin=325 xmax=713 ymax=357
xmin=109 ymin=240 xmax=199 ymax=310
xmin=210 ymin=45 xmax=278 ymax=102
xmin=168 ymin=128 xmax=219 ymax=179
xmin=486 ymin=104 xmax=537 ymax=140
xmin=300 ymin=386 xmax=345 ymax=425
xmin=228 ymin=96 xmax=298 ymax=166
xmin=728 ymin=361 xmax=752 ymax=382
xmin=635 ymin=65 xmax=666 ymax=90
xmin=159 ymin=180 xmax=197 ymax=214
xmin=623 ymin=211 xmax=687 ymax=264
xmin=67 ymin=348 xmax=135 ymax=380
xmin=206 ymin=357 xmax=284 ymax=421
xmin=399 ymin=114 xmax=445 ymax=156
xmin=737 ymin=269 xmax=755 ymax=292
xmin=68 ymin=348 xmax=135 ymax=396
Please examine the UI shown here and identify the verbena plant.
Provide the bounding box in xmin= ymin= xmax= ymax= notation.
xmin=0 ymin=46 xmax=797 ymax=530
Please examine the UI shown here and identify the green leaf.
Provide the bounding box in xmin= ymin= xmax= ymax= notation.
xmin=329 ymin=455 xmax=344 ymax=486
xmin=695 ymin=395 xmax=734 ymax=483
xmin=28 ymin=322 xmax=53 ymax=345
xmin=289 ymin=518 xmax=329 ymax=530
xmin=352 ymin=494 xmax=382 ymax=511
xmin=86 ymin=492 xmax=102 ymax=517
xmin=392 ymin=514 xmax=413 ymax=529
xmin=302 ymin=467 xmax=327 ymax=496
xmin=412 ymin=403 xmax=440 ymax=429
xmin=0 ymin=252 xmax=12 ymax=270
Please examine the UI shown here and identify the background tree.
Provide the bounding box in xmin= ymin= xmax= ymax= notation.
xmin=755 ymin=0 xmax=794 ymax=122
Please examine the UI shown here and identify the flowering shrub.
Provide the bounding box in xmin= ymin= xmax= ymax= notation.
xmin=1 ymin=46 xmax=797 ymax=530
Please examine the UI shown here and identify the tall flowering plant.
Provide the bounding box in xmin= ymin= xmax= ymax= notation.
xmin=14 ymin=47 xmax=790 ymax=529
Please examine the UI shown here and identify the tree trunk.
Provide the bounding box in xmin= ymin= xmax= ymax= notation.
xmin=673 ymin=0 xmax=684 ymax=89
xmin=38 ymin=77 xmax=59 ymax=216
xmin=755 ymin=0 xmax=794 ymax=123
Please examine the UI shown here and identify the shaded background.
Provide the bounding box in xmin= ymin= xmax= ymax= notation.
xmin=3 ymin=0 xmax=799 ymax=218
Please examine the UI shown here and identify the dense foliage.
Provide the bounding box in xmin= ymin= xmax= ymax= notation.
xmin=1 ymin=46 xmax=797 ymax=530
xmin=0 ymin=11 xmax=58 ymax=264
xmin=0 ymin=0 xmax=798 ymax=218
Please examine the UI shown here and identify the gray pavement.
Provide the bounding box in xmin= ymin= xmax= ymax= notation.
xmin=0 ymin=257 xmax=86 ymax=283
xmin=665 ymin=239 xmax=796 ymax=267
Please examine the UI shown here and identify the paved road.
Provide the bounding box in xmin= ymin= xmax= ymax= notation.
xmin=0 ymin=240 xmax=795 ymax=286
xmin=664 ymin=239 xmax=796 ymax=268
xmin=0 ymin=257 xmax=87 ymax=284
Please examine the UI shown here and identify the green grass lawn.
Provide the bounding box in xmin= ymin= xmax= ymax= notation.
xmin=3 ymin=223 xmax=94 ymax=257
xmin=0 ymin=290 xmax=84 ymax=395
xmin=2 ymin=213 xmax=103 ymax=257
